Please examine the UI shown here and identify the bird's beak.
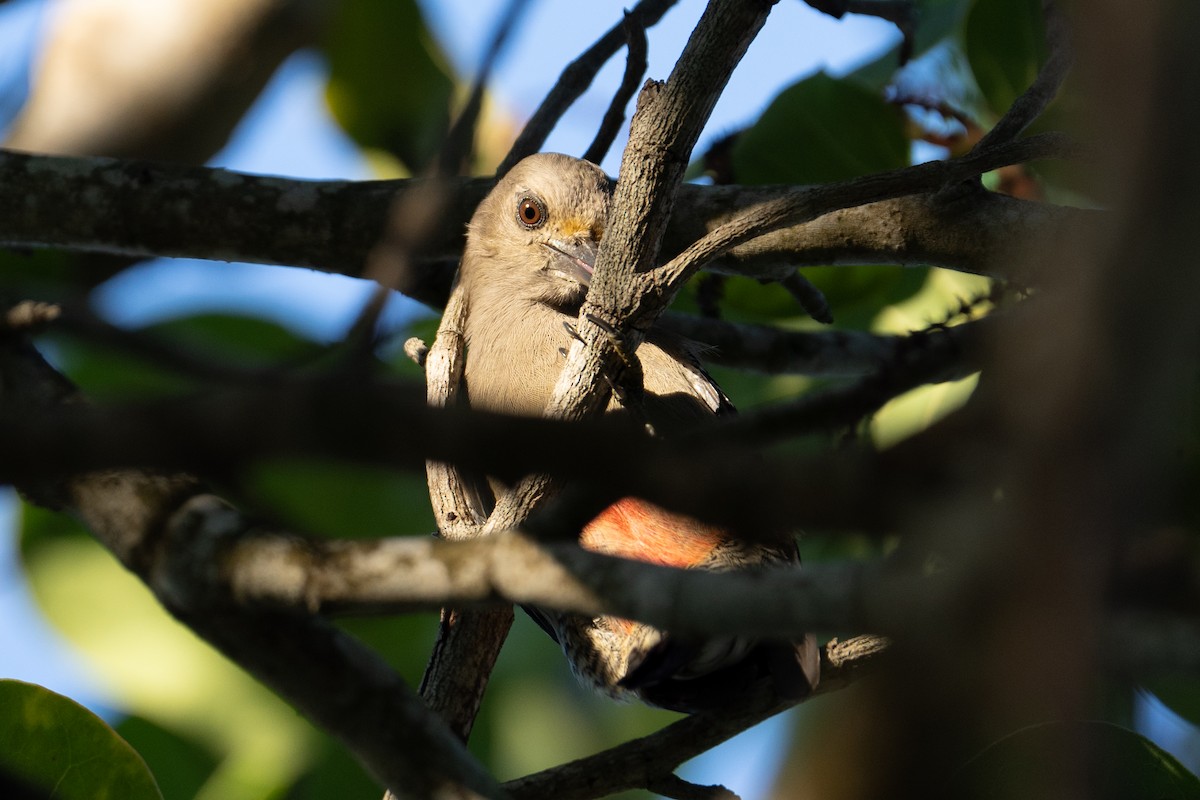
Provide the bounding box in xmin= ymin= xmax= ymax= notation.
xmin=543 ymin=238 xmax=597 ymax=287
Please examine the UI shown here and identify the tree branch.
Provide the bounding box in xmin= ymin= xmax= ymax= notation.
xmin=0 ymin=149 xmax=1094 ymax=305
xmin=503 ymin=635 xmax=891 ymax=800
xmin=498 ymin=0 xmax=679 ymax=175
xmin=0 ymin=337 xmax=504 ymax=800
xmin=656 ymin=132 xmax=1077 ymax=295
xmin=3 ymin=0 xmax=322 ymax=163
xmin=417 ymin=280 xmax=514 ymax=744
xmin=972 ymin=0 xmax=1071 ymax=152
xmin=582 ymin=11 xmax=649 ymax=166
xmin=658 ymin=312 xmax=912 ymax=375
xmin=218 ymin=529 xmax=874 ymax=636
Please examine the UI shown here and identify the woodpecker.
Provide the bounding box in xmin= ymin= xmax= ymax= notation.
xmin=456 ymin=152 xmax=819 ymax=713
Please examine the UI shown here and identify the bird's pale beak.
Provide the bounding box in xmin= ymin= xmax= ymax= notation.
xmin=543 ymin=238 xmax=597 ymax=287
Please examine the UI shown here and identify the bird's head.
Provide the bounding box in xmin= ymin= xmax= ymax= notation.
xmin=462 ymin=153 xmax=612 ymax=310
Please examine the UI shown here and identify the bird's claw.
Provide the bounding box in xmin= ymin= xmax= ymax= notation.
xmin=584 ymin=313 xmax=656 ymax=433
xmin=562 ymin=320 xmax=585 ymax=344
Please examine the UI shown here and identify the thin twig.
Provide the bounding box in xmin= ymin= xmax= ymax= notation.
xmin=656 ymin=132 xmax=1077 ymax=297
xmin=708 ymin=315 xmax=986 ymax=446
xmin=658 ymin=312 xmax=910 ymax=376
xmin=498 ymin=0 xmax=678 ymax=175
xmin=972 ymin=0 xmax=1072 ymax=151
xmin=361 ymin=0 xmax=530 ymax=356
xmin=438 ymin=0 xmax=530 ymax=175
xmin=583 ymin=11 xmax=649 ymax=165
xmin=780 ymin=270 xmax=833 ymax=324
xmin=503 ymin=635 xmax=891 ymax=800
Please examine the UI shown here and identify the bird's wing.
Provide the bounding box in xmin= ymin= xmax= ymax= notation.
xmin=632 ymin=330 xmax=734 ymax=436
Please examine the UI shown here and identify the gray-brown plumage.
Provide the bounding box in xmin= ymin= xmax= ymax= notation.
xmin=457 ymin=152 xmax=818 ymax=712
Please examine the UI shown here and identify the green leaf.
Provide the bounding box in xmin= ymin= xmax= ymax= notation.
xmin=35 ymin=332 xmax=199 ymax=400
xmin=964 ymin=0 xmax=1047 ymax=119
xmin=35 ymin=312 xmax=332 ymax=400
xmin=733 ymin=72 xmax=908 ymax=186
xmin=913 ymin=0 xmax=975 ymax=56
xmin=242 ymin=459 xmax=435 ymax=539
xmin=323 ymin=0 xmax=455 ymax=171
xmin=1144 ymin=680 xmax=1200 ymax=732
xmin=0 ymin=680 xmax=163 ymax=800
xmin=0 ymin=248 xmax=82 ymax=302
xmin=951 ymin=720 xmax=1200 ymax=800
xmin=18 ymin=508 xmax=322 ymax=800
xmin=143 ymin=313 xmax=329 ymax=368
xmin=846 ymin=0 xmax=974 ymax=90
xmin=114 ymin=716 xmax=218 ymax=800
xmin=727 ymin=74 xmax=915 ymax=323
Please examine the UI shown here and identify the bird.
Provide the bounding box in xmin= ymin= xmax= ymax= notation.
xmin=456 ymin=152 xmax=819 ymax=713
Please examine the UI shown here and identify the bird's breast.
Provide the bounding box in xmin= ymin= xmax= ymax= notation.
xmin=462 ymin=298 xmax=575 ymax=417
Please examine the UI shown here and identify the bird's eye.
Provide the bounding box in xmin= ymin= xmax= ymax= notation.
xmin=516 ymin=196 xmax=546 ymax=229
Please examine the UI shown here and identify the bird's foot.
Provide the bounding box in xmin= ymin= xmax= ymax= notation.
xmin=584 ymin=313 xmax=657 ymax=436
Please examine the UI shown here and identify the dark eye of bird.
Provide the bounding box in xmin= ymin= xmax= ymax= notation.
xmin=516 ymin=196 xmax=546 ymax=229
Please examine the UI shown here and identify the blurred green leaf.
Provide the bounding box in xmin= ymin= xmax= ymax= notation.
xmin=323 ymin=0 xmax=455 ymax=171
xmin=115 ymin=716 xmax=219 ymax=800
xmin=913 ymin=0 xmax=975 ymax=56
xmin=870 ymin=373 xmax=978 ymax=448
xmin=727 ymin=73 xmax=918 ymax=325
xmin=36 ymin=331 xmax=199 ymax=400
xmin=144 ymin=313 xmax=330 ymax=368
xmin=964 ymin=0 xmax=1046 ymax=119
xmin=19 ymin=504 xmax=320 ymax=800
xmin=801 ymin=265 xmax=928 ymax=330
xmin=284 ymin=735 xmax=383 ymax=799
xmin=951 ymin=720 xmax=1200 ymax=800
xmin=36 ymin=312 xmax=334 ymax=400
xmin=733 ymin=72 xmax=908 ymax=186
xmin=846 ymin=0 xmax=974 ymax=90
xmin=1143 ymin=681 xmax=1200 ymax=732
xmin=0 ymin=680 xmax=162 ymax=800
xmin=242 ymin=459 xmax=435 ymax=539
xmin=0 ymin=248 xmax=81 ymax=303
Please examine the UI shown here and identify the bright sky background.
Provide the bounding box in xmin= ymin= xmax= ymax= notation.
xmin=1 ymin=0 xmax=1196 ymax=793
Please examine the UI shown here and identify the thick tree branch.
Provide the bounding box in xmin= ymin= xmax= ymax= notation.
xmin=218 ymin=529 xmax=873 ymax=636
xmin=0 ymin=327 xmax=975 ymax=537
xmin=0 ymin=148 xmax=1093 ymax=305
